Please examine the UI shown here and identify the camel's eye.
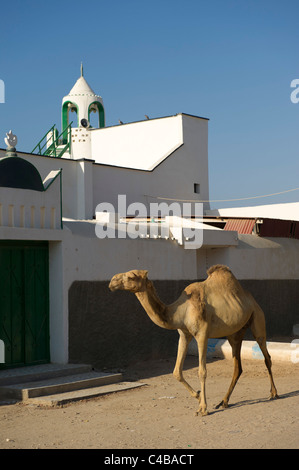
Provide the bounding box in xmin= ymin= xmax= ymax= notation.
xmin=126 ymin=272 xmax=138 ymax=280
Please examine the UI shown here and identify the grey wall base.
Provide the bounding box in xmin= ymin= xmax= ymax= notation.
xmin=69 ymin=280 xmax=299 ymax=369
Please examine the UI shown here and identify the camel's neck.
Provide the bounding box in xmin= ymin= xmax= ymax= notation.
xmin=135 ymin=281 xmax=175 ymax=330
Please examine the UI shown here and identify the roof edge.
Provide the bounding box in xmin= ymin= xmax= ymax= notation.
xmin=90 ymin=112 xmax=209 ymax=132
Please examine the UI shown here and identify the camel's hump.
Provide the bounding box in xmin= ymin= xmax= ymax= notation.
xmin=206 ymin=265 xmax=233 ymax=277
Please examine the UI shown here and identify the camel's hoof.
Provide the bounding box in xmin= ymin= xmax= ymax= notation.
xmin=195 ymin=408 xmax=209 ymax=417
xmin=215 ymin=400 xmax=228 ymax=410
xmin=195 ymin=411 xmax=209 ymax=417
xmin=269 ymin=394 xmax=279 ymax=401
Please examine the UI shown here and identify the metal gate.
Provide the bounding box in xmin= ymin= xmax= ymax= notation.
xmin=0 ymin=241 xmax=49 ymax=369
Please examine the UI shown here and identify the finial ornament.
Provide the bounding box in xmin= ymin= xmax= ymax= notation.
xmin=81 ymin=62 xmax=83 ymax=77
xmin=4 ymin=130 xmax=17 ymax=148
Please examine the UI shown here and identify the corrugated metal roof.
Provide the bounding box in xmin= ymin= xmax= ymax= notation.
xmin=205 ymin=215 xmax=299 ymax=239
xmin=223 ymin=217 xmax=299 ymax=239
xmin=224 ymin=218 xmax=256 ymax=234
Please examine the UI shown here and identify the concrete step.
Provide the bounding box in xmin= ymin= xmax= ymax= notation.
xmin=0 ymin=370 xmax=123 ymax=401
xmin=0 ymin=363 xmax=146 ymax=406
xmin=0 ymin=363 xmax=93 ymax=386
xmin=26 ymin=381 xmax=147 ymax=407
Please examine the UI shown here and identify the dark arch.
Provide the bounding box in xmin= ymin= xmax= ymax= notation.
xmin=0 ymin=157 xmax=44 ymax=191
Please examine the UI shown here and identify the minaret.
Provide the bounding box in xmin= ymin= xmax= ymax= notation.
xmin=61 ymin=64 xmax=105 ymax=131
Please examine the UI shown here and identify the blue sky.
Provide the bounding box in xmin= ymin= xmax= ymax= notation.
xmin=0 ymin=0 xmax=299 ymax=208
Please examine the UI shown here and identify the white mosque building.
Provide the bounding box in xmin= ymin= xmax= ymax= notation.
xmin=29 ymin=64 xmax=211 ymax=220
xmin=0 ymin=67 xmax=298 ymax=374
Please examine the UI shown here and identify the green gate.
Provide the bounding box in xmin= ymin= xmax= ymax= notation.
xmin=0 ymin=241 xmax=50 ymax=369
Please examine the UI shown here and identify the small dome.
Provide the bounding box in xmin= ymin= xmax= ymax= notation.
xmin=64 ymin=64 xmax=102 ymax=99
xmin=68 ymin=76 xmax=98 ymax=97
xmin=0 ymin=157 xmax=44 ymax=191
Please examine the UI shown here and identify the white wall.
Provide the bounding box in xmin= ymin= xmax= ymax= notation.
xmin=49 ymin=240 xmax=68 ymax=363
xmin=182 ymin=114 xmax=209 ymax=208
xmin=207 ymin=202 xmax=299 ymax=222
xmin=92 ymin=114 xmax=210 ymax=216
xmin=2 ymin=215 xmax=299 ymax=364
xmin=1 ymin=113 xmax=210 ymax=221
xmin=62 ymin=220 xmax=198 ymax=282
xmin=198 ymin=235 xmax=299 ymax=280
xmin=90 ymin=114 xmax=184 ymax=170
xmin=55 ymin=224 xmax=299 ymax=362
xmin=0 ymin=176 xmax=61 ymax=230
xmin=71 ymin=127 xmax=91 ymax=160
xmin=14 ymin=152 xmax=78 ymax=220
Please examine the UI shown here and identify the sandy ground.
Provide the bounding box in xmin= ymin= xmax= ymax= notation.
xmin=0 ymin=355 xmax=298 ymax=450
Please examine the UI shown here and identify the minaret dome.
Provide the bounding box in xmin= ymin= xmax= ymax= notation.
xmin=62 ymin=64 xmax=105 ymax=131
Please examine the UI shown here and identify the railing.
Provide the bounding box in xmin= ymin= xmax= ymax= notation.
xmin=31 ymin=122 xmax=73 ymax=158
xmin=31 ymin=124 xmax=57 ymax=155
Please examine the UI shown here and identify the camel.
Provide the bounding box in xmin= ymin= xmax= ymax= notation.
xmin=109 ymin=265 xmax=278 ymax=416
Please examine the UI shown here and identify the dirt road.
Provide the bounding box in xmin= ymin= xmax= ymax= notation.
xmin=0 ymin=356 xmax=298 ymax=450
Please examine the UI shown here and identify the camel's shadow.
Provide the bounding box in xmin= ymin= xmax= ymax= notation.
xmin=211 ymin=389 xmax=299 ymax=414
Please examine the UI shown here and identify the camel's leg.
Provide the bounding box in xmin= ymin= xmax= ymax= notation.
xmin=215 ymin=328 xmax=246 ymax=409
xmin=195 ymin=332 xmax=209 ymax=416
xmin=250 ymin=305 xmax=278 ymax=400
xmin=173 ymin=330 xmax=199 ymax=399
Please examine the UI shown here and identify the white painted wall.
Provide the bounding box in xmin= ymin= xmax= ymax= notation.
xmin=0 ymin=174 xmax=61 ymax=230
xmin=1 ymin=113 xmax=210 ymax=221
xmin=4 ymin=108 xmax=299 ymax=364
xmin=53 ymin=224 xmax=299 ymax=362
xmin=71 ymin=127 xmax=91 ymax=160
xmin=11 ymin=152 xmax=78 ymax=220
xmin=77 ymin=159 xmax=94 ymax=219
xmin=2 ymin=214 xmax=299 ymax=364
xmin=92 ymin=114 xmax=210 ymax=215
xmin=63 ymin=221 xmax=198 ymax=282
xmin=199 ymin=235 xmax=299 ymax=280
xmin=90 ymin=114 xmax=184 ymax=170
xmin=49 ymin=240 xmax=68 ymax=363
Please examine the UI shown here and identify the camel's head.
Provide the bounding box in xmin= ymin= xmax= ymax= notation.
xmin=109 ymin=269 xmax=148 ymax=293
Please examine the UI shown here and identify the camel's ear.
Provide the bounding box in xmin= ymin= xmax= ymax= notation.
xmin=140 ymin=270 xmax=148 ymax=279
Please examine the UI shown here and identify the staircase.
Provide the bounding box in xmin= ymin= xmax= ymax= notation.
xmin=31 ymin=123 xmax=73 ymax=159
xmin=0 ymin=363 xmax=145 ymax=406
